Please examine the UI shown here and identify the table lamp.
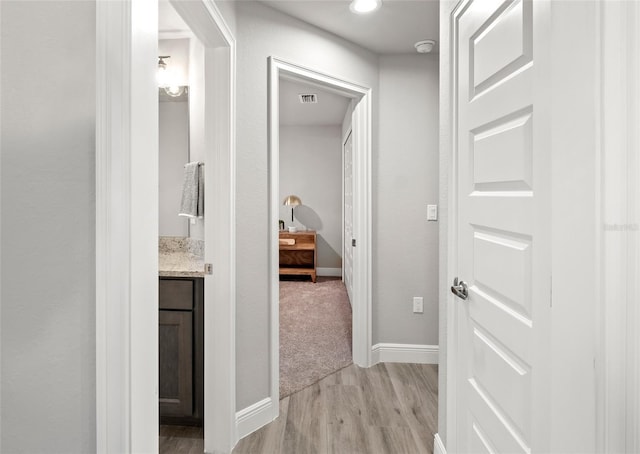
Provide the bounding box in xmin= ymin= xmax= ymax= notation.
xmin=283 ymin=195 xmax=302 ymax=231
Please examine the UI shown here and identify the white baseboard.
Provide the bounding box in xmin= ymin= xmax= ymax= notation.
xmin=235 ymin=397 xmax=276 ymax=441
xmin=371 ymin=343 xmax=439 ymax=364
xmin=317 ymin=267 xmax=342 ymax=277
xmin=434 ymin=433 xmax=446 ymax=454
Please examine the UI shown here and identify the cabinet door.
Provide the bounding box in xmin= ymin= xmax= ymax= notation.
xmin=159 ymin=279 xmax=194 ymax=310
xmin=159 ymin=310 xmax=193 ymax=417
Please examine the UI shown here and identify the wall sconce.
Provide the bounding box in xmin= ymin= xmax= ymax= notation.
xmin=157 ymin=56 xmax=186 ymax=97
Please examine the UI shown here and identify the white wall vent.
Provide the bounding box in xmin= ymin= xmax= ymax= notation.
xmin=298 ymin=94 xmax=318 ymax=104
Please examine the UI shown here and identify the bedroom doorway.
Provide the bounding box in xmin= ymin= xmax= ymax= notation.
xmin=268 ymin=57 xmax=373 ymax=413
xmin=277 ymin=77 xmax=353 ymax=398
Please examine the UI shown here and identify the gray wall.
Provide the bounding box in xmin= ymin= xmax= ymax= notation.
xmin=216 ymin=0 xmax=237 ymax=36
xmin=234 ymin=1 xmax=379 ymax=410
xmin=234 ymin=2 xmax=440 ymax=411
xmin=159 ymin=99 xmax=190 ymax=237
xmin=375 ymin=54 xmax=440 ymax=345
xmin=279 ymin=125 xmax=343 ymax=269
xmin=0 ymin=1 xmax=96 ymax=452
xmin=0 ymin=3 xmax=441 ymax=446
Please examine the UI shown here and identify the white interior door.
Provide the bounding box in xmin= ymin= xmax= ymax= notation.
xmin=453 ymin=0 xmax=550 ymax=452
xmin=343 ymin=130 xmax=354 ymax=302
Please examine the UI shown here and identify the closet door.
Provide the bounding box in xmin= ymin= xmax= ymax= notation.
xmin=343 ymin=130 xmax=354 ymax=302
xmin=451 ymin=0 xmax=551 ymax=452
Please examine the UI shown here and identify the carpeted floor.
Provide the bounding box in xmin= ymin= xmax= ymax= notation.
xmin=279 ymin=277 xmax=352 ymax=399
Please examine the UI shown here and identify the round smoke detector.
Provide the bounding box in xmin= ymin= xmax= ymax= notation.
xmin=415 ymin=40 xmax=436 ymax=54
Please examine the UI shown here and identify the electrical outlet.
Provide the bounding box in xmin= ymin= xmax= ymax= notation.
xmin=413 ymin=297 xmax=424 ymax=313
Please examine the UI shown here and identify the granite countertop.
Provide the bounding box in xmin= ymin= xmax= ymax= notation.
xmin=159 ymin=236 xmax=205 ymax=278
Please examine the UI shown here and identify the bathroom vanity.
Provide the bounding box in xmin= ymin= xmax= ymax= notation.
xmin=158 ymin=237 xmax=204 ymax=426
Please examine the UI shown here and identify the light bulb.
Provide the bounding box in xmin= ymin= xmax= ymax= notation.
xmin=164 ymin=85 xmax=185 ymax=97
xmin=350 ymin=0 xmax=381 ymax=14
xmin=157 ymin=66 xmax=169 ymax=87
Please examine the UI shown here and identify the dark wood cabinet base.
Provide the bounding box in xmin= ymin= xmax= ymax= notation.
xmin=159 ymin=277 xmax=204 ymax=426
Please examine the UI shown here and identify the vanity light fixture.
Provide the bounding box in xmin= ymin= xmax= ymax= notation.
xmin=164 ymin=85 xmax=186 ymax=97
xmin=349 ymin=0 xmax=382 ymax=14
xmin=157 ymin=56 xmax=170 ymax=86
xmin=157 ymin=56 xmax=186 ymax=97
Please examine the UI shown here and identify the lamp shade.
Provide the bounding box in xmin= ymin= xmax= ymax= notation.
xmin=282 ymin=195 xmax=302 ymax=206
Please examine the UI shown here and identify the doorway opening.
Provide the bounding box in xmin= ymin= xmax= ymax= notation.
xmin=157 ymin=2 xmax=205 ymax=447
xmin=268 ymin=57 xmax=373 ymax=413
xmin=159 ymin=1 xmax=237 ymax=451
xmin=96 ymin=0 xmax=236 ymax=452
xmin=277 ymin=77 xmax=354 ymax=398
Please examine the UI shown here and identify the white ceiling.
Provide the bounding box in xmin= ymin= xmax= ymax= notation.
xmin=158 ymin=1 xmax=436 ymax=125
xmin=160 ymin=1 xmax=440 ymax=55
xmin=259 ymin=0 xmax=440 ymax=55
xmin=280 ymin=78 xmax=351 ymax=126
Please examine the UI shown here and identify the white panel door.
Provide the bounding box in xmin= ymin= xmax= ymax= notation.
xmin=453 ymin=0 xmax=550 ymax=452
xmin=343 ymin=130 xmax=354 ymax=302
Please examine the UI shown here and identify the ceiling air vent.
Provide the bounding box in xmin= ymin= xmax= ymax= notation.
xmin=298 ymin=94 xmax=318 ymax=104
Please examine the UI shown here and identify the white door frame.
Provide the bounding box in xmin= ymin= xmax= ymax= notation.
xmin=95 ymin=1 xmax=236 ymax=452
xmin=267 ymin=57 xmax=373 ymax=410
xmin=597 ymin=1 xmax=640 ymax=451
xmin=442 ymin=2 xmax=463 ymax=450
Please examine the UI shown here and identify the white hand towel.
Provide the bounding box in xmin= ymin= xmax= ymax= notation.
xmin=179 ymin=162 xmax=204 ymax=218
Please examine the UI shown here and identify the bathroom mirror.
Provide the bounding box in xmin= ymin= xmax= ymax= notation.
xmin=159 ymin=86 xmax=190 ymax=237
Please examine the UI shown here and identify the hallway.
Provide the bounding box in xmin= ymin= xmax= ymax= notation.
xmin=234 ymin=362 xmax=438 ymax=454
xmin=159 ymin=362 xmax=437 ymax=453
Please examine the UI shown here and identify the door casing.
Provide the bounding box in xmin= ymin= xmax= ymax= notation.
xmin=597 ymin=1 xmax=640 ymax=451
xmin=95 ymin=1 xmax=236 ymax=452
xmin=267 ymin=57 xmax=373 ymax=423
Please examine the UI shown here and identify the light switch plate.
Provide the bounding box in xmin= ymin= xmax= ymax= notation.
xmin=413 ymin=297 xmax=424 ymax=313
xmin=427 ymin=204 xmax=438 ymax=221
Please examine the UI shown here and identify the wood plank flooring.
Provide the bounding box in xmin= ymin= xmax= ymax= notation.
xmin=233 ymin=362 xmax=438 ymax=454
xmin=158 ymin=362 xmax=438 ymax=454
xmin=159 ymin=425 xmax=204 ymax=454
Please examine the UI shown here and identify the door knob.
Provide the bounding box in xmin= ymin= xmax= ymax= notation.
xmin=451 ymin=277 xmax=468 ymax=300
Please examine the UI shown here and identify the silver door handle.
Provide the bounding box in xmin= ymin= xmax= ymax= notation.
xmin=451 ymin=277 xmax=468 ymax=300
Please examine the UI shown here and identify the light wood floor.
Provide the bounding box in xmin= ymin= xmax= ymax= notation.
xmin=234 ymin=362 xmax=438 ymax=454
xmin=159 ymin=362 xmax=438 ymax=454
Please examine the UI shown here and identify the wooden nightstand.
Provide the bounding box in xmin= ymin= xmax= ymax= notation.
xmin=279 ymin=230 xmax=317 ymax=282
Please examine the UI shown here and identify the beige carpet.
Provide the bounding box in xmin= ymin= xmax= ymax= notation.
xmin=279 ymin=277 xmax=352 ymax=399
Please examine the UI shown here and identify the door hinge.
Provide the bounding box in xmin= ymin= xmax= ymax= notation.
xmin=352 ymin=238 xmax=357 ymax=247
xmin=205 ymin=263 xmax=213 ymax=275
xmin=550 ymin=276 xmax=553 ymax=307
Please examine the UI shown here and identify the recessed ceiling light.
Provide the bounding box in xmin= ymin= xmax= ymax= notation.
xmin=350 ymin=0 xmax=382 ymax=14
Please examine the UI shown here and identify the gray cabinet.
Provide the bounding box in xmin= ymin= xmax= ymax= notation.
xmin=159 ymin=277 xmax=204 ymax=426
